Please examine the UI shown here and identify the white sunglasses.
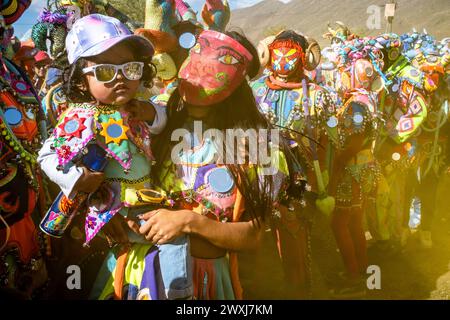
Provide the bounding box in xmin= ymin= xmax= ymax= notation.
xmin=82 ymin=61 xmax=144 ymax=83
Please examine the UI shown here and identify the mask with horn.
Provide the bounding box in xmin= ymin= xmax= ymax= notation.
xmin=267 ymin=30 xmax=321 ymax=84
xmin=257 ymin=35 xmax=276 ymax=72
xmin=323 ymin=21 xmax=354 ymax=44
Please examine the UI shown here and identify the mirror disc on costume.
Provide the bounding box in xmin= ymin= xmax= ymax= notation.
xmin=207 ymin=168 xmax=234 ymax=193
xmin=4 ymin=108 xmax=22 ymax=126
xmin=267 ymin=91 xmax=279 ymax=102
xmin=388 ymin=48 xmax=400 ymax=61
xmin=392 ymin=152 xmax=401 ymax=161
xmin=327 ymin=116 xmax=338 ymax=128
xmin=179 ymin=32 xmax=197 ymax=50
xmin=256 ymin=86 xmax=267 ymax=97
xmin=410 ymin=69 xmax=419 ymax=77
xmin=353 ymin=113 xmax=364 ymax=125
xmin=13 ymin=81 xmax=29 ymax=93
xmin=392 ymin=83 xmax=400 ymax=92
xmin=289 ymin=91 xmax=300 ymax=101
xmin=107 ymin=124 xmax=123 ymax=138
xmin=64 ymin=119 xmax=80 ymax=134
xmin=426 ymin=55 xmax=438 ymax=63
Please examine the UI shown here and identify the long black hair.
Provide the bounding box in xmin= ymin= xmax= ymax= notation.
xmin=153 ymin=31 xmax=297 ymax=224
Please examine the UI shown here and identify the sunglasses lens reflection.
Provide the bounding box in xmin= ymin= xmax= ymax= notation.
xmin=95 ymin=65 xmax=117 ymax=82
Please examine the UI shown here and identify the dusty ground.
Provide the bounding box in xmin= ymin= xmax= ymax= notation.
xmin=239 ymin=174 xmax=450 ymax=300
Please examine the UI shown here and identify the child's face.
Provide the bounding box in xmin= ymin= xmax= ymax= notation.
xmin=84 ymin=42 xmax=140 ymax=106
xmin=34 ymin=63 xmax=47 ymax=78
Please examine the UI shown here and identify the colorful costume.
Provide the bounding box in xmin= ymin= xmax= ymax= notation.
xmin=135 ymin=0 xmax=201 ymax=104
xmin=12 ymin=39 xmax=38 ymax=81
xmin=37 ymin=102 xmax=194 ymax=300
xmin=324 ymin=37 xmax=389 ymax=242
xmin=31 ymin=7 xmax=71 ymax=128
xmin=32 ymin=0 xmax=140 ymax=129
xmin=91 ymin=28 xmax=291 ymax=300
xmin=371 ymin=33 xmax=436 ymax=241
xmin=58 ymin=0 xmax=140 ymax=30
xmin=0 ymin=0 xmax=49 ymax=298
xmin=322 ymin=21 xmax=357 ymax=45
xmin=156 ymin=120 xmax=289 ymax=299
xmin=329 ymin=40 xmax=386 ymax=282
xmin=39 ymin=13 xmax=198 ymax=300
xmin=390 ymin=31 xmax=449 ymax=240
xmin=304 ymin=29 xmax=387 ymax=295
xmin=252 ymin=31 xmax=332 ymax=295
xmin=156 ymin=29 xmax=291 ymax=299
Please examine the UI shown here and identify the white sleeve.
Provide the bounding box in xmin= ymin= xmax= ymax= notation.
xmin=147 ymin=102 xmax=167 ymax=135
xmin=37 ymin=137 xmax=83 ymax=200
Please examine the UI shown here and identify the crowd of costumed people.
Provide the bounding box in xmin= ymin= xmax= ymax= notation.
xmin=0 ymin=0 xmax=449 ymax=300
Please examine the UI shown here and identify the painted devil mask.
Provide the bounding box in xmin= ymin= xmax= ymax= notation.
xmin=269 ymin=39 xmax=306 ymax=81
xmin=178 ymin=30 xmax=253 ymax=106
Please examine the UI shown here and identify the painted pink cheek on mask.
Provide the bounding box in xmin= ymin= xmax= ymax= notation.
xmin=178 ymin=30 xmax=252 ymax=106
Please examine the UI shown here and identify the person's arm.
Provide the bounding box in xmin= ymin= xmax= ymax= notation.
xmin=138 ymin=209 xmax=264 ymax=251
xmin=122 ymin=100 xmax=167 ymax=134
xmin=147 ymin=102 xmax=167 ymax=135
xmin=38 ymin=137 xmax=105 ymax=198
xmin=185 ymin=212 xmax=264 ymax=251
xmin=38 ymin=137 xmax=84 ymax=199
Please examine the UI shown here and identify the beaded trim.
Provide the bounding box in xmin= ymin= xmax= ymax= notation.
xmin=166 ymin=189 xmax=234 ymax=223
xmin=106 ymin=174 xmax=152 ymax=184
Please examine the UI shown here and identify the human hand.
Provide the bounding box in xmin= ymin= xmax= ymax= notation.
xmin=73 ymin=166 xmax=105 ymax=194
xmin=138 ymin=209 xmax=192 ymax=245
xmin=121 ymin=99 xmax=156 ymax=122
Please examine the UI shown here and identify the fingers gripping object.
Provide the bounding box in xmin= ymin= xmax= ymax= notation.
xmin=39 ymin=144 xmax=108 ymax=238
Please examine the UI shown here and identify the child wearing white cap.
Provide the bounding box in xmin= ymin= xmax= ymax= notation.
xmin=38 ymin=14 xmax=192 ymax=300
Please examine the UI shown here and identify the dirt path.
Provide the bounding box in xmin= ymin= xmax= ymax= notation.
xmin=240 ymin=175 xmax=450 ymax=300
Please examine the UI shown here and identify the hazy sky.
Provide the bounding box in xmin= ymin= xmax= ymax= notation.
xmin=13 ymin=0 xmax=266 ymax=39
